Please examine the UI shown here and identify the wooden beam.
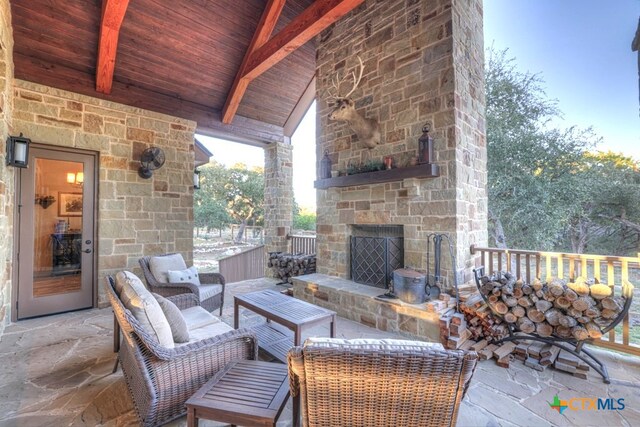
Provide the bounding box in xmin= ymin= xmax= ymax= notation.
xmin=222 ymin=0 xmax=286 ymax=124
xmin=244 ymin=0 xmax=364 ymax=80
xmin=223 ymin=0 xmax=363 ymax=124
xmin=284 ymin=76 xmax=316 ymax=137
xmin=96 ymin=0 xmax=130 ymax=94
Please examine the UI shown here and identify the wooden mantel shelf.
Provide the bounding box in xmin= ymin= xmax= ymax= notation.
xmin=314 ymin=163 xmax=440 ymax=189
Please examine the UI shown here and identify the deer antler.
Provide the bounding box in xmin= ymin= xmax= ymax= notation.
xmin=343 ymin=56 xmax=364 ymax=99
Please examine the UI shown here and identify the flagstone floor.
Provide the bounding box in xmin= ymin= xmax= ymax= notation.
xmin=0 ymin=277 xmax=639 ymax=426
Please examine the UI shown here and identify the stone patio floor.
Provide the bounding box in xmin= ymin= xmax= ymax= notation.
xmin=0 ymin=277 xmax=639 ymax=426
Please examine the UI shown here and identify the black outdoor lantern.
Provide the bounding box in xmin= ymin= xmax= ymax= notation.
xmin=417 ymin=124 xmax=434 ymax=165
xmin=193 ymin=169 xmax=201 ymax=189
xmin=6 ymin=133 xmax=31 ymax=168
xmin=320 ymin=150 xmax=332 ymax=179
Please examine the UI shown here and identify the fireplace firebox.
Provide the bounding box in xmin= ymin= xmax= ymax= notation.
xmin=349 ymin=225 xmax=404 ymax=288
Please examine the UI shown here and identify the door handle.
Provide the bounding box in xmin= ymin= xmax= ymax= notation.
xmin=82 ymin=249 xmax=92 ymax=253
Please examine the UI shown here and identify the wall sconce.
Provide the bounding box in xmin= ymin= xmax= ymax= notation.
xmin=193 ymin=169 xmax=201 ymax=189
xmin=417 ymin=124 xmax=434 ymax=165
xmin=35 ymin=194 xmax=56 ymax=209
xmin=6 ymin=133 xmax=31 ymax=168
xmin=66 ymin=172 xmax=84 ymax=186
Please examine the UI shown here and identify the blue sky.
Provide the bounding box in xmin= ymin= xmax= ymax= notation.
xmin=199 ymin=0 xmax=640 ymax=210
xmin=484 ymin=0 xmax=639 ymax=159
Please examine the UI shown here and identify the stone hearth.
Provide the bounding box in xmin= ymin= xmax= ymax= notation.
xmin=292 ymin=273 xmax=440 ymax=342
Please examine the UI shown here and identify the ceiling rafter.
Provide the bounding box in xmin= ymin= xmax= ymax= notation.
xmin=96 ymin=0 xmax=130 ymax=94
xmin=222 ymin=0 xmax=364 ymax=124
xmin=222 ymin=0 xmax=287 ymax=124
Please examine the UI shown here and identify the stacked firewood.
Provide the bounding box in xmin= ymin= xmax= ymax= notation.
xmin=267 ymin=252 xmax=316 ymax=283
xmin=478 ymin=272 xmax=625 ymax=341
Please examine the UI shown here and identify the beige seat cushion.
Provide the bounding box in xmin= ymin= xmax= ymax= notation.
xmin=153 ymin=293 xmax=190 ymax=343
xmin=149 ymin=254 xmax=187 ymax=283
xmin=304 ymin=337 xmax=444 ymax=352
xmin=181 ymin=306 xmax=221 ymax=330
xmin=178 ymin=321 xmax=234 ymax=346
xmin=116 ymin=271 xmax=175 ymax=348
xmin=199 ymin=284 xmax=223 ymax=301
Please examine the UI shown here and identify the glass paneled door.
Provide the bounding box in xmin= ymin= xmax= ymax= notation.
xmin=17 ymin=147 xmax=96 ymax=319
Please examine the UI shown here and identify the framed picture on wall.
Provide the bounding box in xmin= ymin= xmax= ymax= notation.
xmin=58 ymin=192 xmax=83 ymax=217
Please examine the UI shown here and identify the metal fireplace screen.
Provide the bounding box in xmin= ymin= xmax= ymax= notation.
xmin=350 ymin=236 xmax=404 ymax=288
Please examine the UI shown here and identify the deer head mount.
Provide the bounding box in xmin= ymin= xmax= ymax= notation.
xmin=327 ymin=57 xmax=381 ymax=149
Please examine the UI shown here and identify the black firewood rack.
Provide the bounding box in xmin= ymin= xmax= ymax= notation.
xmin=473 ymin=266 xmax=633 ymax=384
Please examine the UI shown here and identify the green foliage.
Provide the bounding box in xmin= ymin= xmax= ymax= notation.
xmin=292 ymin=198 xmax=316 ymax=231
xmin=485 ymin=49 xmax=640 ymax=256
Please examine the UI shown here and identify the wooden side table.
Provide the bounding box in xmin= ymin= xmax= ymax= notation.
xmin=186 ymin=359 xmax=295 ymax=427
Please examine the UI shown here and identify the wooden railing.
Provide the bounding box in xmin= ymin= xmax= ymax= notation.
xmin=287 ymin=234 xmax=316 ymax=255
xmin=218 ymin=245 xmax=265 ymax=284
xmin=470 ymin=245 xmax=640 ymax=356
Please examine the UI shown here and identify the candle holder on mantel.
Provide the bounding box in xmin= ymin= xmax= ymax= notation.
xmin=417 ymin=124 xmax=434 ymax=165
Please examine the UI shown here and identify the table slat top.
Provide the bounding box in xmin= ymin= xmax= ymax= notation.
xmin=235 ymin=289 xmax=336 ymax=326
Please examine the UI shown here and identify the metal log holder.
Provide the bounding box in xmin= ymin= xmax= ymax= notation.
xmin=426 ymin=233 xmax=458 ymax=309
xmin=472 ymin=266 xmax=634 ymax=384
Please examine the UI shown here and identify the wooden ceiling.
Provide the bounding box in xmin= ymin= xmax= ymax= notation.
xmin=10 ymin=0 xmax=360 ymax=144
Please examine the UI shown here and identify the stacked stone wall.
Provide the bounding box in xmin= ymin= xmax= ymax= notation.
xmin=0 ymin=0 xmax=14 ymax=334
xmin=315 ymin=0 xmax=487 ymax=285
xmin=12 ymin=80 xmax=196 ymax=307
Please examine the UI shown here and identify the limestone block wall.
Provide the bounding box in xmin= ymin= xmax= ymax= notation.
xmin=0 ymin=0 xmax=14 ymax=334
xmin=315 ymin=0 xmax=487 ymax=285
xmin=12 ymin=80 xmax=196 ymax=307
xmin=264 ymin=141 xmax=293 ymax=275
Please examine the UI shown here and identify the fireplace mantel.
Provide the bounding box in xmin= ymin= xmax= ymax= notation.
xmin=314 ymin=163 xmax=440 ymax=189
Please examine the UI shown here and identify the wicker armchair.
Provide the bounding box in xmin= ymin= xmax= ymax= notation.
xmin=139 ymin=254 xmax=225 ymax=314
xmin=105 ymin=276 xmax=257 ymax=427
xmin=288 ymin=338 xmax=478 ymax=427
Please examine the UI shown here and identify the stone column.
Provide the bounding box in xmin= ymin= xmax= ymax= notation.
xmin=263 ymin=141 xmax=293 ymax=274
xmin=0 ymin=0 xmax=14 ymax=334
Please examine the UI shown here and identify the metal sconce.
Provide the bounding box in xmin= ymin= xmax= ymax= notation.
xmin=417 ymin=124 xmax=434 ymax=165
xmin=193 ymin=169 xmax=201 ymax=189
xmin=6 ymin=133 xmax=31 ymax=168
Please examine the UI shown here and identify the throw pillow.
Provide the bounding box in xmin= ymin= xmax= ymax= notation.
xmin=167 ymin=266 xmax=201 ymax=286
xmin=148 ymin=253 xmax=187 ymax=283
xmin=152 ymin=293 xmax=190 ymax=343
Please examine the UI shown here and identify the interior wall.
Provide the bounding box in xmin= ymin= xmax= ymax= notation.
xmin=12 ymin=79 xmax=197 ymax=307
xmin=0 ymin=0 xmax=14 ymax=337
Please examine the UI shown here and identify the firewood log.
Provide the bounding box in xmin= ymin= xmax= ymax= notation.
xmin=488 ymin=295 xmax=499 ymax=304
xmin=564 ymin=288 xmax=578 ymax=302
xmin=527 ymin=308 xmax=545 ymax=323
xmin=501 ymin=295 xmax=518 ymax=307
xmin=545 ymin=308 xmax=562 ymax=326
xmin=577 ymin=316 xmax=590 ymax=324
xmin=504 ymin=312 xmax=517 ymax=323
xmin=555 ymin=296 xmax=571 ymax=309
xmin=590 ymin=284 xmax=612 ymax=300
xmin=572 ymin=326 xmax=589 ymax=341
xmin=493 ymin=301 xmax=509 ymax=315
xmin=572 ymin=296 xmax=593 ymax=312
xmin=480 ymin=282 xmax=494 ymax=295
xmin=555 ymin=325 xmax=572 ymax=338
xmin=535 ymin=289 xmax=545 ymax=298
xmin=517 ymin=297 xmax=532 ymax=307
xmin=513 ymin=288 xmax=524 ymax=298
xmin=512 ymin=306 xmax=526 ymax=318
xmin=601 ymin=297 xmax=621 ymax=311
xmin=492 ymin=287 xmax=501 ymax=295
xmin=535 ymin=300 xmax=553 ymax=313
xmin=522 ymin=284 xmax=533 ymax=295
xmin=549 ymin=280 xmax=565 ymax=296
xmin=559 ymin=315 xmax=577 ymax=328
xmin=517 ymin=317 xmax=535 ymax=334
xmin=601 ymin=308 xmax=618 ymax=319
xmin=584 ymin=307 xmax=600 ymax=318
xmin=536 ymin=322 xmax=553 ymax=337
xmin=568 ymin=278 xmax=591 ymax=297
xmin=567 ymin=308 xmax=583 ymax=318
xmin=585 ymin=322 xmax=603 ymax=339
xmin=532 ymin=278 xmax=543 ymax=291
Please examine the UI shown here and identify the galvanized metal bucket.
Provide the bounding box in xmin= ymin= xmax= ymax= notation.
xmin=392 ymin=268 xmax=428 ymax=304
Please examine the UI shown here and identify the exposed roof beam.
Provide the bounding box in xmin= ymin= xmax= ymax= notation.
xmin=222 ymin=0 xmax=287 ymax=124
xmin=96 ymin=0 xmax=130 ymax=94
xmin=223 ymin=0 xmax=364 ymax=124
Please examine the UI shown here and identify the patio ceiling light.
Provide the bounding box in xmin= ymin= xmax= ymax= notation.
xmin=6 ymin=133 xmax=30 ymax=168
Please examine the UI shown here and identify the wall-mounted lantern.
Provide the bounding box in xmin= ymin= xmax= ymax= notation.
xmin=193 ymin=169 xmax=201 ymax=189
xmin=6 ymin=133 xmax=31 ymax=168
xmin=417 ymin=124 xmax=434 ymax=165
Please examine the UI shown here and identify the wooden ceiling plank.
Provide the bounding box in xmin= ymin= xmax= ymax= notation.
xmin=222 ymin=0 xmax=286 ymax=124
xmin=284 ymin=76 xmax=316 ymax=137
xmin=96 ymin=0 xmax=130 ymax=94
xmin=244 ymin=0 xmax=363 ymax=80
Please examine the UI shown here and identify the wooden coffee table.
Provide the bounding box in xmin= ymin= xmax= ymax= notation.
xmin=186 ymin=360 xmax=290 ymax=427
xmin=234 ymin=289 xmax=336 ymax=363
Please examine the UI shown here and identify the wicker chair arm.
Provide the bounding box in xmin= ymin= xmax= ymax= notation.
xmin=165 ymin=293 xmax=199 ymax=310
xmin=459 ymin=351 xmax=479 ymax=398
xmin=287 ymin=346 xmax=305 ymax=398
xmin=200 ymin=272 xmax=226 ymax=286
